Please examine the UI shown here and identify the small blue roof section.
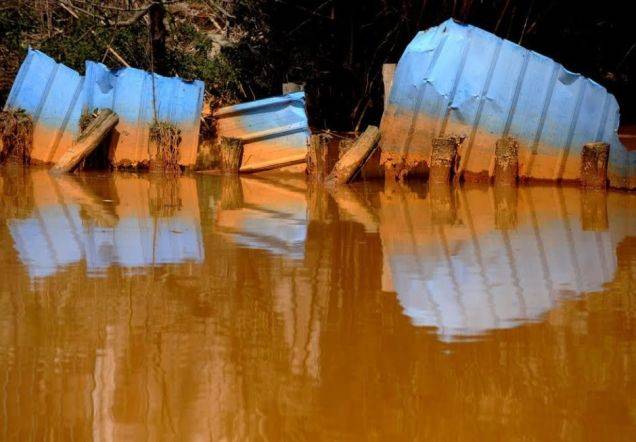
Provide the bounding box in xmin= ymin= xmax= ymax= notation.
xmin=4 ymin=48 xmax=205 ymax=166
xmin=214 ymin=92 xmax=310 ymax=170
xmin=381 ymin=19 xmax=635 ymax=189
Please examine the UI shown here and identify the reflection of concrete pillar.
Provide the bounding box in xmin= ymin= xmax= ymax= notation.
xmin=580 ymin=189 xmax=608 ymax=231
xmin=307 ymin=182 xmax=334 ymax=223
xmin=429 ymin=184 xmax=456 ymax=225
xmin=219 ymin=175 xmax=244 ymax=210
xmin=580 ymin=142 xmax=609 ymax=189
xmin=494 ymin=184 xmax=518 ymax=230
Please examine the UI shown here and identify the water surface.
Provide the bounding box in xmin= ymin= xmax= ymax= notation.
xmin=1 ymin=168 xmax=635 ymax=440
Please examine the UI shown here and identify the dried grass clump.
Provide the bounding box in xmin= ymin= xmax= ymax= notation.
xmin=0 ymin=108 xmax=33 ymax=165
xmin=149 ymin=120 xmax=182 ymax=174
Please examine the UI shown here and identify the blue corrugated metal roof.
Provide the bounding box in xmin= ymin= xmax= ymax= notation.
xmin=214 ymin=92 xmax=310 ymax=172
xmin=380 ymin=19 xmax=635 ymax=189
xmin=4 ymin=48 xmax=204 ymax=166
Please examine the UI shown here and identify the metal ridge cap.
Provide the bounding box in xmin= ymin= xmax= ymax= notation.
xmin=214 ymin=92 xmax=305 ymax=118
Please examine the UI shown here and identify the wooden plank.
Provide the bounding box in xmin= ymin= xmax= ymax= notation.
xmin=383 ymin=64 xmax=396 ymax=109
xmin=325 ymin=126 xmax=380 ymax=186
xmin=51 ymin=109 xmax=118 ymax=173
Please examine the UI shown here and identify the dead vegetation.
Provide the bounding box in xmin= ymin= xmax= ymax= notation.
xmin=0 ymin=108 xmax=33 ymax=165
xmin=149 ymin=120 xmax=182 ymax=174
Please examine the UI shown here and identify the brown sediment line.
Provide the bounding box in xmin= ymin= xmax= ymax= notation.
xmin=381 ymin=105 xmax=634 ymax=189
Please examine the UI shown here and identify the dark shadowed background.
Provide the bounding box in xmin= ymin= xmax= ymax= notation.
xmin=1 ymin=0 xmax=633 ymax=130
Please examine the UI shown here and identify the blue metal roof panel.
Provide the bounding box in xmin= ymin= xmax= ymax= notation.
xmin=4 ymin=49 xmax=204 ymax=166
xmin=215 ymin=92 xmax=310 ymax=171
xmin=381 ymin=19 xmax=634 ymax=188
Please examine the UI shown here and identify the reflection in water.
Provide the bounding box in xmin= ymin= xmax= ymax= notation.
xmin=379 ymin=183 xmax=636 ymax=340
xmin=0 ymin=170 xmax=635 ymax=440
xmin=215 ymin=176 xmax=308 ymax=258
xmin=5 ymin=170 xmax=203 ymax=277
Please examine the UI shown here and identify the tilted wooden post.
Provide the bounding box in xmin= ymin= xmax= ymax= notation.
xmin=220 ymin=136 xmax=244 ymax=174
xmin=494 ymin=136 xmax=519 ymax=186
xmin=325 ymin=126 xmax=380 ymax=186
xmin=51 ymin=109 xmax=119 ymax=173
xmin=307 ymin=133 xmax=338 ymax=181
xmin=580 ymin=142 xmax=609 ymax=189
xmin=382 ymin=64 xmax=396 ymax=109
xmin=429 ymin=137 xmax=459 ymax=184
xmin=338 ymin=138 xmax=355 ymax=158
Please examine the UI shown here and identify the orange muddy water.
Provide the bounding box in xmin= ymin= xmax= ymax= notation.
xmin=0 ymin=167 xmax=635 ymax=440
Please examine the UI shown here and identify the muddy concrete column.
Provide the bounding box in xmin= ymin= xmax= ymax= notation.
xmin=220 ymin=136 xmax=244 ymax=174
xmin=580 ymin=142 xmax=609 ymax=189
xmin=494 ymin=137 xmax=519 ymax=186
xmin=307 ymin=134 xmax=338 ymax=181
xmin=430 ymin=137 xmax=459 ymax=184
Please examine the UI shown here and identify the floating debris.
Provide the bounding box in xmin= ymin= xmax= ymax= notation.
xmin=380 ymin=19 xmax=636 ymax=189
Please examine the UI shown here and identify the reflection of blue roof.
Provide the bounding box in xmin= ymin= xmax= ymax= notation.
xmin=9 ymin=205 xmax=203 ymax=278
xmin=219 ymin=208 xmax=307 ymax=260
xmin=385 ymin=216 xmax=628 ymax=342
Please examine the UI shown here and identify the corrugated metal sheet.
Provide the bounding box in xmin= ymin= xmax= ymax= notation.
xmin=4 ymin=48 xmax=204 ymax=166
xmin=214 ymin=92 xmax=310 ymax=171
xmin=380 ymin=19 xmax=636 ymax=189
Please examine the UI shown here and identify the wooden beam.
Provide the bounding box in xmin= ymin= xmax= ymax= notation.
xmin=325 ymin=125 xmax=380 ymax=186
xmin=51 ymin=109 xmax=118 ymax=174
